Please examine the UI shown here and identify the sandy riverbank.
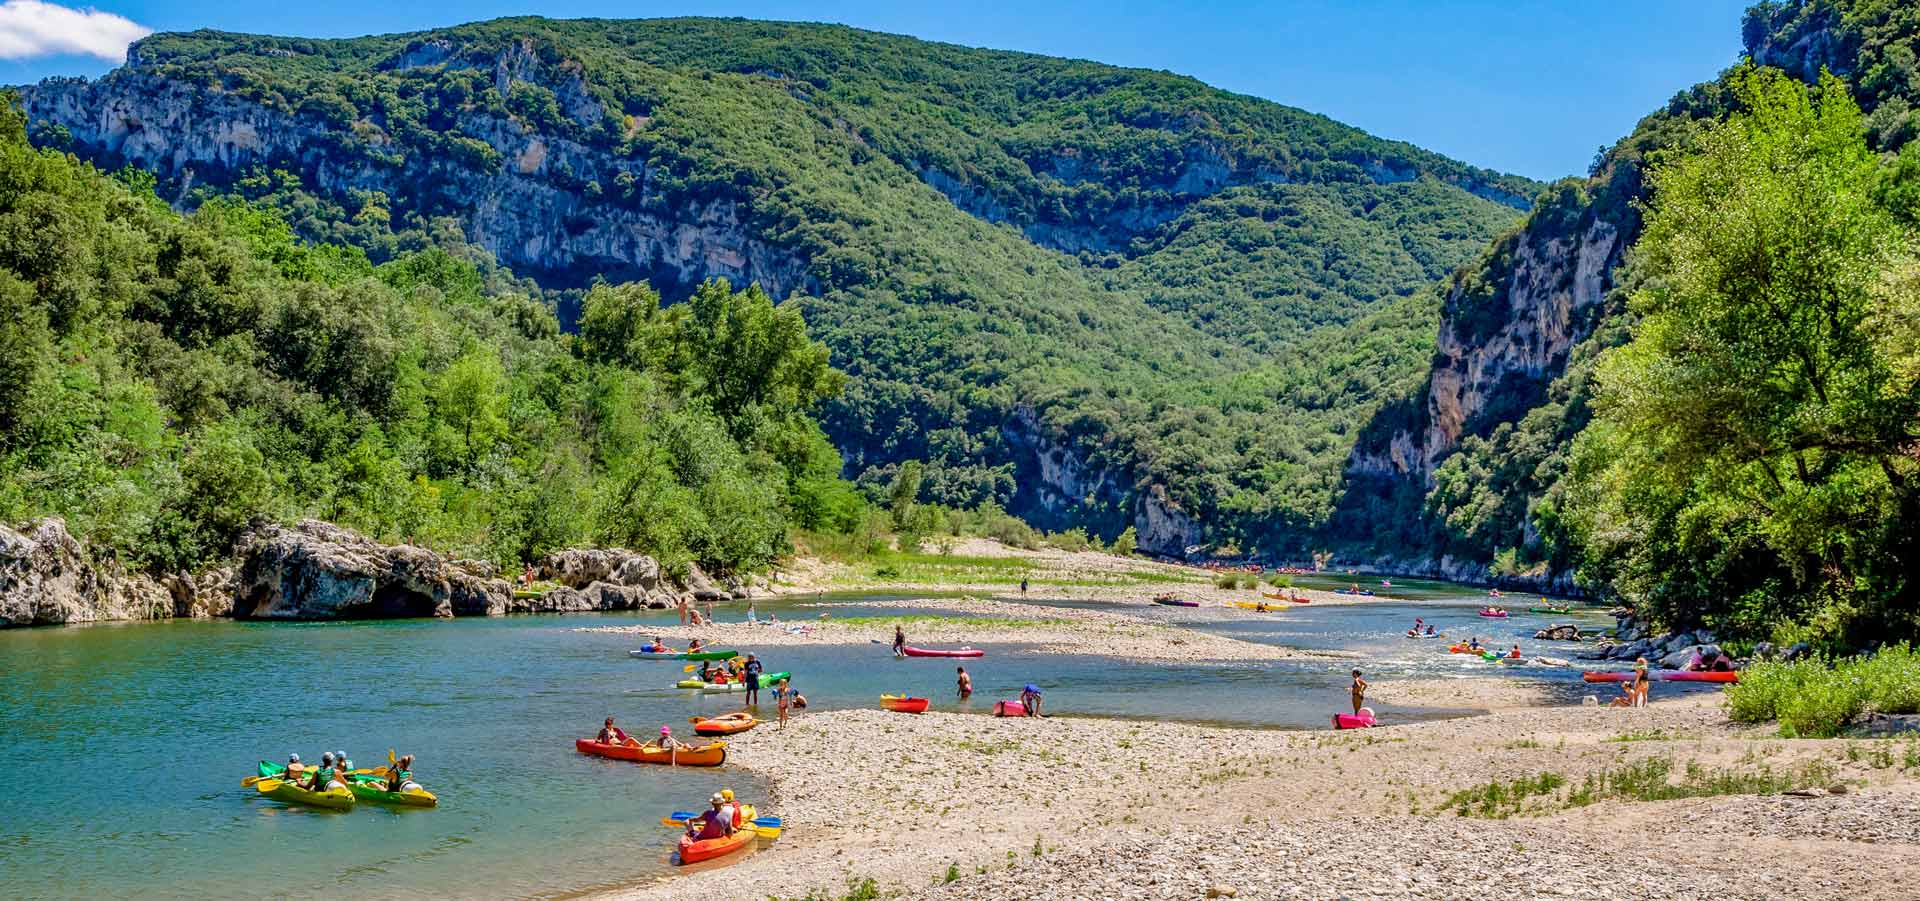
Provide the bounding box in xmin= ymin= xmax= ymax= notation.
xmin=608 ymin=692 xmax=1920 ymax=900
xmin=577 ymin=595 xmax=1348 ymax=663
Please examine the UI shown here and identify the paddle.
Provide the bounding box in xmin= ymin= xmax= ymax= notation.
xmin=241 ymin=766 xmax=382 ymax=788
xmin=661 ymin=812 xmax=784 ymax=838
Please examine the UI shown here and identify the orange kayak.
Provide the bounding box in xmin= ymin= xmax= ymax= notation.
xmin=692 ymin=714 xmax=759 ymax=736
xmin=575 ymin=738 xmax=727 ymax=766
xmin=677 ymin=825 xmax=754 ymax=864
xmin=880 ymin=694 xmax=929 ymax=713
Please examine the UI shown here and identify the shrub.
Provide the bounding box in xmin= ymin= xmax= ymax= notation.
xmin=1777 ymin=676 xmax=1864 ymax=738
xmin=1849 ymin=643 xmax=1920 ymax=714
xmin=1213 ymin=573 xmax=1239 ymax=589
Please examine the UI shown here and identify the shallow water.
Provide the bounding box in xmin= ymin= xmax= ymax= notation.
xmin=0 ymin=582 xmax=1661 ymax=899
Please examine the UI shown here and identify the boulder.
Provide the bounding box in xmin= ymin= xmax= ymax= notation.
xmin=232 ymin=520 xmax=510 ymax=620
xmin=538 ymin=547 xmax=665 ymax=591
xmin=684 ymin=562 xmax=729 ymax=602
xmin=518 ymin=581 xmax=658 ymax=613
xmin=0 ymin=518 xmax=172 ymax=627
xmin=163 ymin=567 xmax=236 ymax=619
xmin=1534 ymin=624 xmax=1583 ymax=641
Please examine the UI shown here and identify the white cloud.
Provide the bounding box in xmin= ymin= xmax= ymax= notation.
xmin=0 ymin=0 xmax=150 ymax=63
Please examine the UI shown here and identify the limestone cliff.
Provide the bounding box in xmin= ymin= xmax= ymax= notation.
xmin=22 ymin=40 xmax=814 ymax=298
xmin=1001 ymin=406 xmax=1200 ymax=558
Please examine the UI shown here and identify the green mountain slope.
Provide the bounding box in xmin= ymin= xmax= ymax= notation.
xmin=21 ymin=17 xmax=1536 ymax=555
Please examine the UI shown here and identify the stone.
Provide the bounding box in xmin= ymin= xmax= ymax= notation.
xmin=1847 ymin=714 xmax=1920 ymax=738
xmin=539 ymin=547 xmax=663 ymax=591
xmin=684 ymin=562 xmax=729 ymax=602
xmin=1207 ymin=885 xmax=1238 ymax=898
xmin=231 ymin=519 xmax=511 ymax=620
xmin=0 ymin=518 xmax=172 ymax=627
xmin=163 ymin=567 xmax=236 ymax=619
xmin=521 ymin=581 xmax=653 ymax=613
xmin=1534 ymin=624 xmax=1582 ymax=641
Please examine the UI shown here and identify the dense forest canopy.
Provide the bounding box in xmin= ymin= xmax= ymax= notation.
xmin=0 ymin=95 xmax=861 ymax=575
xmin=20 ymin=17 xmax=1535 ymax=556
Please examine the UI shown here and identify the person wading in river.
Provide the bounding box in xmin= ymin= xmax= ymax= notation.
xmin=1350 ymin=669 xmax=1369 ymax=716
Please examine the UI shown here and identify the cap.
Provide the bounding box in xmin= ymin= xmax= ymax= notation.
xmin=321 ymin=752 xmax=335 ymax=763
xmin=289 ymin=753 xmax=300 ymax=762
xmin=1024 ymin=684 xmax=1040 ymax=694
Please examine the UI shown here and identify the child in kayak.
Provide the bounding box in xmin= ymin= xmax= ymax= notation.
xmin=956 ymin=666 xmax=973 ymax=698
xmin=1350 ymin=669 xmax=1368 ymax=715
xmin=657 ymin=725 xmax=688 ymax=751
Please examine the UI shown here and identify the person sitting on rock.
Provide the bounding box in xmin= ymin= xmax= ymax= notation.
xmin=597 ymin=717 xmax=631 ymax=746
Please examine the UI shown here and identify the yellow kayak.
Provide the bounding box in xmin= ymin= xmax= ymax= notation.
xmin=1228 ymin=601 xmax=1280 ymax=611
xmin=258 ymin=779 xmax=355 ymax=810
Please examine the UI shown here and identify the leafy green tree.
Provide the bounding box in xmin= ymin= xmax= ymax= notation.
xmin=1572 ymin=67 xmax=1920 ymax=646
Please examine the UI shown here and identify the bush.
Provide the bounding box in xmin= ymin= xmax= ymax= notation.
xmin=1213 ymin=573 xmax=1240 ymax=589
xmin=1726 ymin=644 xmax=1920 ymax=737
xmin=1850 ymin=643 xmax=1920 ymax=714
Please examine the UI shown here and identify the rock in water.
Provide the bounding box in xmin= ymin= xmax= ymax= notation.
xmin=0 ymin=519 xmax=171 ymax=627
xmin=232 ymin=520 xmax=510 ymax=620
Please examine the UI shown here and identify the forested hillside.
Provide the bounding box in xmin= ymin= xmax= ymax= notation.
xmin=1338 ymin=0 xmax=1920 ymax=648
xmin=0 ymin=96 xmax=858 ymax=577
xmin=18 ymin=17 xmax=1533 ymax=556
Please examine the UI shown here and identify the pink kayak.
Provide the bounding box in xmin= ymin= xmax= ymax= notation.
xmin=901 ymin=646 xmax=985 ymax=658
xmin=1583 ymin=670 xmax=1739 ymax=683
xmin=993 ymin=700 xmax=1028 ymax=717
xmin=1332 ymin=708 xmax=1376 ymax=729
xmin=1478 ymin=610 xmax=1509 ymax=618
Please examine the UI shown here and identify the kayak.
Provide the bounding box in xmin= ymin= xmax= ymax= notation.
xmin=575 ymin=738 xmax=728 ymax=766
xmin=900 ymin=646 xmax=984 ymax=658
xmin=1478 ymin=610 xmax=1509 ymax=618
xmin=1332 ymin=709 xmax=1376 ymax=729
xmin=1228 ymin=601 xmax=1280 ymax=611
xmin=880 ymin=694 xmax=930 ymax=713
xmin=1152 ymin=598 xmax=1200 ymax=607
xmin=629 ymin=648 xmax=684 ymax=659
xmin=1405 ymin=632 xmax=1443 ymax=639
xmin=698 ymin=671 xmax=790 ymax=691
xmin=1334 ymin=589 xmax=1375 ymax=596
xmin=346 ymin=780 xmax=439 ymax=807
xmin=676 ymin=824 xmax=755 ymax=864
xmin=1528 ymin=607 xmax=1572 ymax=615
xmin=1582 ymin=670 xmax=1739 ymax=684
xmin=1263 ymin=592 xmax=1309 ymax=604
xmin=1447 ymin=645 xmax=1488 ymax=654
xmin=692 ymin=714 xmax=759 ymax=736
xmin=676 ymin=679 xmax=709 ymax=689
xmin=992 ymin=700 xmax=1028 ymax=717
xmin=676 ymin=649 xmax=741 ymax=661
xmin=258 ymin=779 xmax=355 ymax=810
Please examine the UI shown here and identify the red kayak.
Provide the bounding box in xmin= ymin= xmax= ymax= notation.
xmin=1478 ymin=610 xmax=1509 ymax=618
xmin=900 ymin=646 xmax=985 ymax=658
xmin=1332 ymin=709 xmax=1376 ymax=729
xmin=1582 ymin=670 xmax=1739 ymax=683
xmin=880 ymin=694 xmax=930 ymax=713
xmin=993 ymin=700 xmax=1027 ymax=717
xmin=677 ymin=826 xmax=754 ymax=864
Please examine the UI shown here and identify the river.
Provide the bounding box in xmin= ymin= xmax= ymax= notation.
xmin=0 ymin=580 xmax=1624 ymax=899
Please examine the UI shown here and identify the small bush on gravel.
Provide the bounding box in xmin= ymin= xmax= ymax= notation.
xmin=1726 ymin=644 xmax=1920 ymax=736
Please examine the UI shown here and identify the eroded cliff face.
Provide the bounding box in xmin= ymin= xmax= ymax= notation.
xmin=1001 ymin=407 xmax=1201 ymax=558
xmin=0 ymin=519 xmax=172 ymax=627
xmin=1359 ymin=214 xmax=1624 ymax=484
xmin=21 ymin=41 xmax=814 ymax=299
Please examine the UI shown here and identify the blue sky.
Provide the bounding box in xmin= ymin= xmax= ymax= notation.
xmin=1 ymin=0 xmax=1755 ymax=180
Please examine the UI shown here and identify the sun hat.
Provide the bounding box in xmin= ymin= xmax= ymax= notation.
xmin=710 ymin=793 xmax=726 ymax=805
xmin=660 ymin=725 xmax=672 ymax=734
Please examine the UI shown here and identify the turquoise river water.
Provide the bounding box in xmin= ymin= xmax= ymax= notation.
xmin=1 ymin=581 xmax=1645 ymax=899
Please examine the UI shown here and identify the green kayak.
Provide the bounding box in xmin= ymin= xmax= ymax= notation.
xmin=693 ymin=670 xmax=790 ymax=691
xmin=1528 ymin=607 xmax=1572 ymax=615
xmin=258 ymin=760 xmax=378 ymax=780
xmin=346 ymin=780 xmax=439 ymax=807
xmin=680 ymin=649 xmax=739 ymax=661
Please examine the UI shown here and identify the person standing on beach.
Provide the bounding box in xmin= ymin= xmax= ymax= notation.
xmin=956 ymin=666 xmax=973 ymax=698
xmin=893 ymin=624 xmax=907 ymax=657
xmin=774 ymin=678 xmax=793 ymax=728
xmin=1632 ymin=658 xmax=1651 ymax=708
xmin=1020 ymin=578 xmax=1028 ymax=596
xmin=1350 ymin=669 xmax=1368 ymax=715
xmin=677 ymin=596 xmax=690 ymax=626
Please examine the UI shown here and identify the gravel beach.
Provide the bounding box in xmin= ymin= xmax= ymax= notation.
xmin=605 ymin=694 xmax=1920 ymax=901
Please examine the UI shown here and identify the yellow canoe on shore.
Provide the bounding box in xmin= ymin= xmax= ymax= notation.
xmin=1228 ymin=600 xmax=1281 ymax=611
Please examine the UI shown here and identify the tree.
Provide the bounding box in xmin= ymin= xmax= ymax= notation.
xmin=1573 ymin=67 xmax=1920 ymax=646
xmin=435 ymin=347 xmax=508 ymax=470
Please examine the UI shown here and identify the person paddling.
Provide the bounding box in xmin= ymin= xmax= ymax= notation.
xmin=284 ymin=753 xmax=305 ymax=777
xmin=692 ymin=793 xmax=735 ymax=840
xmin=597 ymin=716 xmax=631 ymax=745
xmin=385 ymin=754 xmax=421 ymax=792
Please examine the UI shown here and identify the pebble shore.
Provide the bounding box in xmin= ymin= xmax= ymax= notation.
xmin=606 ymin=696 xmax=1920 ymax=901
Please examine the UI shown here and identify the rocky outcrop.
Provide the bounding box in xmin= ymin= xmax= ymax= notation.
xmin=524 ymin=581 xmax=660 ymax=613
xmin=1534 ymin=624 xmax=1583 ymax=641
xmin=538 ymin=547 xmax=664 ymax=592
xmin=163 ymin=567 xmax=235 ymax=619
xmin=20 ymin=41 xmax=815 ymax=299
xmin=232 ymin=520 xmax=511 ymax=619
xmin=1001 ymin=406 xmax=1201 ymax=558
xmin=0 ymin=519 xmax=172 ymax=627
